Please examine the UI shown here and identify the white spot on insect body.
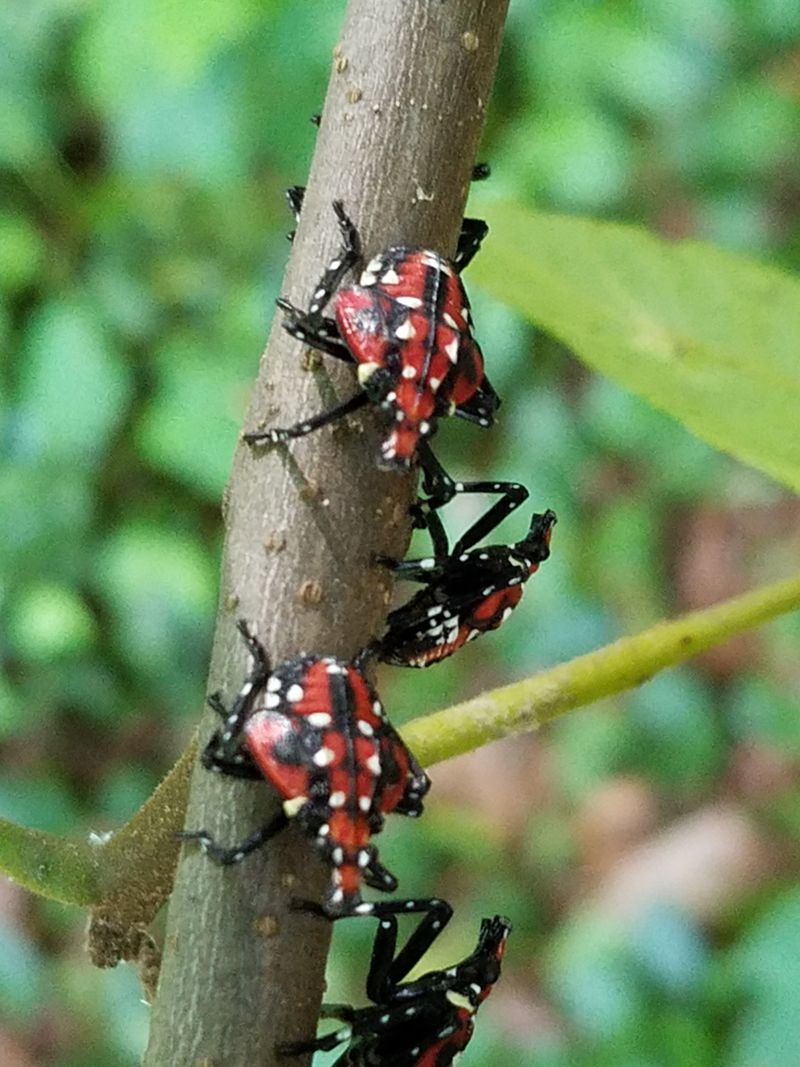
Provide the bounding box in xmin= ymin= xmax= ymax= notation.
xmin=358 ymin=720 xmax=374 ymax=737
xmin=359 ymin=795 xmax=372 ymax=812
xmin=354 ymin=902 xmax=374 ymax=915
xmin=428 ymin=376 xmax=442 ymax=391
xmin=317 ymin=823 xmax=330 ymax=837
xmin=286 ymin=684 xmax=304 ymax=702
xmin=427 ymin=605 xmax=443 ymax=617
xmin=446 ymin=991 xmax=474 ymax=1012
xmin=357 ymin=849 xmax=370 ymax=868
xmin=443 ymin=312 xmax=458 ymax=329
xmin=372 ymin=700 xmax=384 ymax=717
xmin=395 ymin=318 xmax=416 ymax=340
xmin=307 ymin=712 xmax=332 ymax=727
xmin=313 ymin=746 xmax=336 ymax=767
xmin=264 ymin=692 xmax=280 ymax=710
xmin=501 ymin=608 xmax=514 ymax=623
xmin=360 ymin=271 xmax=377 ymax=286
xmin=366 ymin=755 xmax=382 ymax=776
xmin=331 ymin=846 xmax=344 ymax=865
xmin=381 ymin=268 xmax=400 ymax=285
xmin=397 ymin=295 xmax=423 ymax=308
xmin=266 ymin=676 xmax=281 ymax=693
xmin=401 ymin=365 xmax=417 ymax=379
xmin=326 ymin=663 xmax=345 ymax=675
xmin=358 ymin=361 xmax=382 ymax=384
xmin=445 ymin=338 xmax=459 ymax=363
xmin=283 ymin=795 xmax=308 ymax=818
xmin=329 ymin=791 xmax=346 ymax=808
xmin=367 ymin=256 xmax=384 ymax=273
xmin=419 ymin=420 xmax=431 ymax=435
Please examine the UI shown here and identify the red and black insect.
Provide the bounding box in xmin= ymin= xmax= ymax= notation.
xmin=378 ymin=504 xmax=557 ymax=668
xmin=244 ymin=199 xmax=499 ymax=469
xmin=179 ymin=621 xmax=433 ymax=918
xmin=280 ymin=913 xmax=511 ymax=1065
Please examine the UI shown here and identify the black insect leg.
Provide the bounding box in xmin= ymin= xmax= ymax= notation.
xmin=277 ymin=199 xmax=361 ymax=363
xmin=286 ymin=184 xmax=305 ymax=227
xmin=453 ymin=388 xmax=501 ymax=432
xmin=211 ymin=620 xmax=270 ymax=751
xmin=453 ymin=216 xmax=488 ymax=273
xmin=202 ymin=692 xmax=261 ymax=778
xmin=449 ymin=481 xmax=530 ymax=556
xmin=363 ymin=860 xmax=398 ymax=894
xmin=415 ymin=443 xmax=529 ymax=555
xmin=275 ymin=298 xmax=353 ymax=363
xmin=277 ymin=1018 xmax=356 ymax=1057
xmin=199 ymin=621 xmax=270 ymax=778
xmin=362 ymin=898 xmax=454 ymax=1002
xmin=306 ymin=200 xmax=362 ymax=316
xmin=376 ymin=554 xmax=449 ymax=582
xmin=177 ymin=809 xmax=289 ymax=865
xmin=243 ymin=389 xmax=370 ymax=445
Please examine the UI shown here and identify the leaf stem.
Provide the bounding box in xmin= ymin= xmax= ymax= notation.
xmin=0 ymin=818 xmax=98 ymax=905
xmin=403 ymin=571 xmax=800 ymax=765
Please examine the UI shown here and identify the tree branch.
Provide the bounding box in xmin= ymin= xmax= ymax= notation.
xmin=143 ymin=2 xmax=511 ymax=1064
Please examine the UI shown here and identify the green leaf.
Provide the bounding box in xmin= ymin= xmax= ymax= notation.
xmin=471 ymin=206 xmax=800 ymax=493
xmin=94 ymin=521 xmax=215 ymax=684
xmin=135 ymin=335 xmax=246 ymax=499
xmin=9 ymin=582 xmax=97 ymax=659
xmin=724 ymin=888 xmax=800 ymax=1067
xmin=17 ymin=301 xmax=133 ymax=464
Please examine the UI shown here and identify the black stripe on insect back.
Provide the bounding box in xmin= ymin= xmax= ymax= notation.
xmin=334 ymin=663 xmax=361 ymax=825
xmin=419 ymin=257 xmax=448 ymax=392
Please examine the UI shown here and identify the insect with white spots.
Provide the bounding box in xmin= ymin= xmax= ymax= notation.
xmin=377 ymin=509 xmax=557 ymax=668
xmin=178 ymin=621 xmax=432 ymax=918
xmin=279 ymin=914 xmax=511 ymax=1066
xmin=244 ymin=199 xmax=500 ymax=470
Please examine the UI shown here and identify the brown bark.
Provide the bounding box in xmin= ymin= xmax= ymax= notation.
xmin=143 ymin=2 xmax=510 ymax=1063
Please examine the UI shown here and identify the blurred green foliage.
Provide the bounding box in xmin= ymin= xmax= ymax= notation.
xmin=1 ymin=1 xmax=799 ymax=1064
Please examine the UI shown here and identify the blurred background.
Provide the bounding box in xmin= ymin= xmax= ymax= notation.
xmin=2 ymin=1 xmax=800 ymax=1064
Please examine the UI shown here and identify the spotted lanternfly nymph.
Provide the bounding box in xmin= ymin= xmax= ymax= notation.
xmin=178 ymin=621 xmax=432 ymax=918
xmin=378 ymin=510 xmax=557 ymax=668
xmin=244 ymin=200 xmax=500 ymax=470
xmin=279 ymin=914 xmax=511 ymax=1066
